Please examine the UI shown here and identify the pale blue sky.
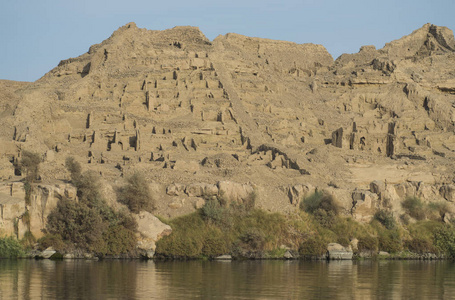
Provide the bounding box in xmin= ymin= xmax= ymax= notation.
xmin=1 ymin=0 xmax=454 ymax=82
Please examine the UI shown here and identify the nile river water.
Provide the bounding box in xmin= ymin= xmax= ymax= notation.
xmin=0 ymin=259 xmax=454 ymax=299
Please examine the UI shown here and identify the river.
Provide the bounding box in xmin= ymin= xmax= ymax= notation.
xmin=0 ymin=259 xmax=454 ymax=299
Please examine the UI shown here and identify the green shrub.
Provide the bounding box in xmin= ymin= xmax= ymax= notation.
xmin=374 ymin=209 xmax=396 ymax=229
xmin=65 ymin=156 xmax=82 ymax=182
xmin=378 ymin=230 xmax=402 ymax=253
xmin=313 ymin=209 xmax=335 ymax=227
xmin=19 ymin=150 xmax=41 ymax=182
xmin=427 ymin=202 xmax=451 ymax=221
xmin=357 ymin=235 xmax=378 ymax=252
xmin=156 ymin=207 xmax=294 ymax=258
xmin=239 ymin=228 xmax=266 ymax=251
xmin=404 ymin=237 xmax=436 ymax=254
xmin=37 ymin=234 xmax=66 ymax=251
xmin=47 ymin=198 xmax=106 ymax=251
xmin=243 ymin=190 xmax=257 ymax=211
xmin=0 ymin=236 xmax=25 ymax=258
xmin=235 ymin=210 xmax=290 ymax=251
xmin=300 ymin=191 xmax=323 ymax=213
xmin=433 ymin=225 xmax=455 ymax=258
xmin=45 ymin=197 xmax=138 ymax=256
xmin=118 ymin=172 xmax=155 ymax=213
xmin=330 ymin=217 xmax=369 ymax=243
xmin=301 ymin=192 xmax=340 ymax=227
xmin=155 ymin=213 xmax=205 ymax=258
xmin=202 ymin=228 xmax=228 ymax=257
xmin=100 ymin=225 xmax=138 ymax=256
xmin=406 ymin=221 xmax=444 ymax=254
xmin=301 ymin=192 xmax=339 ymax=215
xmin=74 ymin=171 xmax=104 ymax=206
xmin=402 ymin=197 xmax=427 ymax=220
xmin=299 ymin=234 xmax=327 ymax=257
xmin=201 ymin=199 xmax=226 ymax=225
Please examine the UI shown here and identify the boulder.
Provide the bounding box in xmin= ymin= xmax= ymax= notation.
xmin=326 ymin=243 xmax=353 ymax=260
xmin=40 ymin=247 xmax=57 ymax=259
xmin=184 ymin=183 xmax=219 ymax=198
xmin=284 ymin=250 xmax=294 ymax=259
xmin=214 ymin=254 xmax=232 ymax=260
xmin=63 ymin=253 xmax=75 ymax=259
xmin=166 ymin=183 xmax=185 ymax=196
xmin=440 ymin=185 xmax=455 ymax=202
xmin=134 ymin=211 xmax=172 ymax=257
xmin=185 ymin=183 xmax=205 ymax=197
xmin=217 ymin=181 xmax=254 ymax=206
xmin=350 ymin=238 xmax=359 ymax=252
xmin=135 ymin=211 xmax=172 ymax=240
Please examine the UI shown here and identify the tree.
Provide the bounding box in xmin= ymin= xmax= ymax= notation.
xmin=119 ymin=172 xmax=155 ymax=213
xmin=19 ymin=150 xmax=41 ymax=181
xmin=65 ymin=156 xmax=82 ymax=183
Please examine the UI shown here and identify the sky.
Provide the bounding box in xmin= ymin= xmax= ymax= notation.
xmin=1 ymin=0 xmax=454 ymax=82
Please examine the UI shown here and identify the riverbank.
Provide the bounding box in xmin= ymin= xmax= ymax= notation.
xmin=2 ymin=189 xmax=455 ymax=261
xmin=8 ymin=197 xmax=454 ymax=261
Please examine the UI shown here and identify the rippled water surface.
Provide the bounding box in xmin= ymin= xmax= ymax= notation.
xmin=1 ymin=259 xmax=454 ymax=299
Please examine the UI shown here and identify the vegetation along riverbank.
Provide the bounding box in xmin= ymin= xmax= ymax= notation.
xmin=2 ymin=170 xmax=455 ymax=261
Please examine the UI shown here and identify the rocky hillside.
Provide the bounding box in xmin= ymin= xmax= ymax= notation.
xmin=2 ymin=23 xmax=455 ymax=238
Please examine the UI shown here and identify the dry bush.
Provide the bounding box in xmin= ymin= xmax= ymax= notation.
xmin=119 ymin=172 xmax=155 ymax=214
xmin=19 ymin=150 xmax=41 ymax=181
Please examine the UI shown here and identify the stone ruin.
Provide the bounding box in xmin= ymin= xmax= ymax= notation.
xmin=2 ymin=23 xmax=455 ymax=237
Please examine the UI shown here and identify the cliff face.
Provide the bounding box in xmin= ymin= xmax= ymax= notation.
xmin=2 ymin=23 xmax=455 ymax=233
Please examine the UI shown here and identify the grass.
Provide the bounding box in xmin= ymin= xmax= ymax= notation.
xmin=373 ymin=209 xmax=396 ymax=230
xmin=402 ymin=197 xmax=427 ymax=221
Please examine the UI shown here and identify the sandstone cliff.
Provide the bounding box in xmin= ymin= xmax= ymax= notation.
xmin=2 ymin=23 xmax=455 ymax=237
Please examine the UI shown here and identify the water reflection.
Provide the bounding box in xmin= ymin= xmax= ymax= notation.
xmin=0 ymin=259 xmax=454 ymax=299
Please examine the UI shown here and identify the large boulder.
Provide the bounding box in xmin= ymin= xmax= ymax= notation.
xmin=38 ymin=247 xmax=57 ymax=259
xmin=217 ymin=181 xmax=254 ymax=206
xmin=134 ymin=211 xmax=172 ymax=258
xmin=326 ymin=243 xmax=353 ymax=260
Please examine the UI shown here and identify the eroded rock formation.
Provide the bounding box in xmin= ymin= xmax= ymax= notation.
xmin=2 ymin=22 xmax=455 ymax=236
